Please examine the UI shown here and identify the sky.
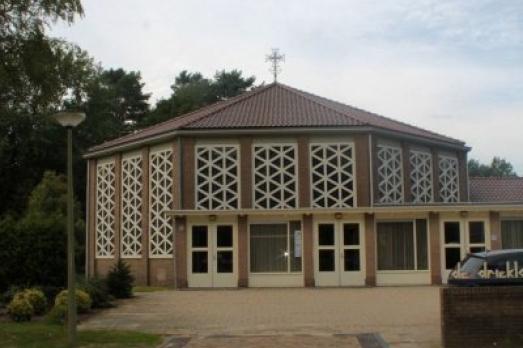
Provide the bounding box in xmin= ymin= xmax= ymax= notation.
xmin=51 ymin=0 xmax=523 ymax=173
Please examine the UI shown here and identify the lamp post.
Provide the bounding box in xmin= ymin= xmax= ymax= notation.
xmin=52 ymin=112 xmax=86 ymax=347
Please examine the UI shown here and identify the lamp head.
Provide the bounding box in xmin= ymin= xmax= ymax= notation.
xmin=52 ymin=111 xmax=86 ymax=128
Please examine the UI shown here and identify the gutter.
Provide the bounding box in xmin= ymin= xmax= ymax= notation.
xmin=83 ymin=126 xmax=469 ymax=159
xmin=165 ymin=203 xmax=523 ymax=217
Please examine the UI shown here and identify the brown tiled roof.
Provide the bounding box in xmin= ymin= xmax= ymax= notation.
xmin=88 ymin=82 xmax=465 ymax=154
xmin=470 ymin=177 xmax=523 ymax=203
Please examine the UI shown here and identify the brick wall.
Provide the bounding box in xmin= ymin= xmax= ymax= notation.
xmin=441 ymin=286 xmax=523 ymax=347
xmin=354 ymin=134 xmax=370 ymax=207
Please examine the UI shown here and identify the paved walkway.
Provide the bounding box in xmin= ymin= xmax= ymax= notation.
xmin=80 ymin=287 xmax=441 ymax=347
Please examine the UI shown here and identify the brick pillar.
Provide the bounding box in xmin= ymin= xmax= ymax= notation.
xmin=432 ymin=150 xmax=441 ymax=202
xmin=297 ymin=136 xmax=310 ymax=208
xmin=429 ymin=212 xmax=442 ymax=285
xmin=489 ymin=211 xmax=502 ymax=250
xmin=114 ymin=153 xmax=122 ymax=261
xmin=181 ymin=138 xmax=195 ymax=210
xmin=458 ymin=151 xmax=469 ymax=202
xmin=240 ymin=137 xmax=252 ymax=209
xmin=87 ymin=159 xmax=97 ymax=278
xmin=365 ymin=213 xmax=376 ymax=286
xmin=172 ymin=139 xmax=180 ymax=210
xmin=174 ymin=216 xmax=187 ymax=288
xmin=302 ymin=214 xmax=314 ymax=287
xmin=141 ymin=148 xmax=150 ymax=285
xmin=237 ymin=215 xmax=249 ymax=287
xmin=354 ymin=134 xmax=370 ymax=207
xmin=402 ymin=142 xmax=412 ymax=203
xmin=371 ymin=137 xmax=379 ymax=205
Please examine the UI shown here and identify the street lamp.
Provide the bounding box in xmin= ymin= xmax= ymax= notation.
xmin=52 ymin=111 xmax=86 ymax=347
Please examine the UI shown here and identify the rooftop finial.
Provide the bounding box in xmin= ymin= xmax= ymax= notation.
xmin=265 ymin=48 xmax=285 ymax=83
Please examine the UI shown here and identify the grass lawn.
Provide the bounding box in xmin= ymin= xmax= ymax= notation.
xmin=0 ymin=322 xmax=162 ymax=348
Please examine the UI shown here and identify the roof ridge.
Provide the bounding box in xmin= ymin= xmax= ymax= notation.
xmin=275 ymin=83 xmax=366 ymax=126
xmin=277 ymin=83 xmax=463 ymax=144
xmin=179 ymin=83 xmax=276 ymax=128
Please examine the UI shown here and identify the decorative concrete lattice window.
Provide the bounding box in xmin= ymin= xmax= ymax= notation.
xmin=96 ymin=160 xmax=116 ymax=257
xmin=409 ymin=150 xmax=433 ymax=203
xmin=439 ymin=155 xmax=459 ymax=202
xmin=377 ymin=144 xmax=404 ymax=204
xmin=195 ymin=145 xmax=239 ymax=210
xmin=121 ymin=154 xmax=143 ymax=257
xmin=253 ymin=144 xmax=297 ymax=209
xmin=149 ymin=147 xmax=174 ymax=257
xmin=310 ymin=143 xmax=355 ymax=208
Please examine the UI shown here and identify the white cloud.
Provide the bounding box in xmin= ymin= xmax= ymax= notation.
xmin=51 ymin=0 xmax=523 ymax=172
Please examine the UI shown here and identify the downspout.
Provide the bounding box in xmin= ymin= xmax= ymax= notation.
xmin=177 ymin=137 xmax=183 ymax=209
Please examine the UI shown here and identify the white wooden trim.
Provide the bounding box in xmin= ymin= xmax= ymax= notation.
xmin=409 ymin=149 xmax=434 ymax=203
xmin=120 ymin=153 xmax=143 ymax=258
xmin=313 ymin=218 xmax=366 ymax=286
xmin=376 ymin=143 xmax=404 ymax=204
xmin=149 ymin=146 xmax=174 ymax=257
xmin=309 ymin=142 xmax=356 ymax=208
xmin=95 ymin=159 xmax=116 ymax=258
xmin=252 ymin=143 xmax=298 ymax=209
xmin=194 ymin=144 xmax=240 ymax=210
xmin=438 ymin=155 xmax=460 ymax=202
xmin=440 ymin=216 xmax=490 ymax=284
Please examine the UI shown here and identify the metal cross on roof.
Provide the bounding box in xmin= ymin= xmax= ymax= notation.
xmin=265 ymin=48 xmax=285 ymax=82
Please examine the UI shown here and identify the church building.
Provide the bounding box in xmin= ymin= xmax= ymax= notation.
xmin=84 ymin=82 xmax=523 ymax=288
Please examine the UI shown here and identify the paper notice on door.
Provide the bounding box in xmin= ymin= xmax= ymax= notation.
xmin=294 ymin=230 xmax=302 ymax=258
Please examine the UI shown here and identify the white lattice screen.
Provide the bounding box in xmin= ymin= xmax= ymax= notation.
xmin=253 ymin=144 xmax=297 ymax=209
xmin=377 ymin=144 xmax=404 ymax=204
xmin=121 ymin=154 xmax=143 ymax=257
xmin=96 ymin=160 xmax=116 ymax=257
xmin=196 ymin=145 xmax=239 ymax=210
xmin=409 ymin=150 xmax=433 ymax=203
xmin=439 ymin=155 xmax=459 ymax=202
xmin=149 ymin=148 xmax=174 ymax=257
xmin=310 ymin=143 xmax=355 ymax=208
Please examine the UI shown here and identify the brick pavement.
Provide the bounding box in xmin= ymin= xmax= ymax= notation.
xmin=79 ymin=287 xmax=441 ymax=347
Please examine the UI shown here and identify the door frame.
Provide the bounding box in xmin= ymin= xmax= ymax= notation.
xmin=187 ymin=216 xmax=238 ymax=288
xmin=440 ymin=217 xmax=490 ymax=283
xmin=313 ymin=218 xmax=366 ymax=287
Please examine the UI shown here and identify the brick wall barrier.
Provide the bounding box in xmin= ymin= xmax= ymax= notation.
xmin=441 ymin=286 xmax=523 ymax=347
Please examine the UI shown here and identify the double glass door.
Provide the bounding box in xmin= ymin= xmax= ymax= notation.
xmin=441 ymin=220 xmax=488 ymax=282
xmin=315 ymin=221 xmax=365 ymax=286
xmin=188 ymin=223 xmax=236 ymax=287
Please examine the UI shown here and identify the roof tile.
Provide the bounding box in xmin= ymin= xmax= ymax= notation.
xmin=470 ymin=177 xmax=523 ymax=203
xmin=88 ymin=82 xmax=464 ymax=153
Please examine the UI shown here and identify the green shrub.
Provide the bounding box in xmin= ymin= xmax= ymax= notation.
xmin=107 ymin=260 xmax=134 ymax=299
xmin=7 ymin=296 xmax=33 ymax=322
xmin=78 ymin=277 xmax=114 ymax=309
xmin=46 ymin=304 xmax=67 ymax=325
xmin=22 ymin=288 xmax=48 ymax=315
xmin=0 ymin=172 xmax=85 ymax=293
xmin=55 ymin=289 xmax=92 ymax=313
